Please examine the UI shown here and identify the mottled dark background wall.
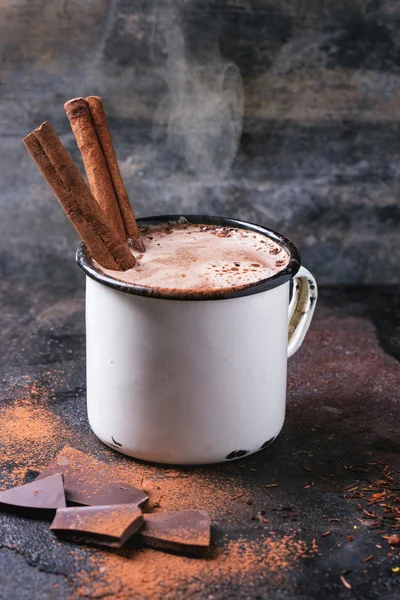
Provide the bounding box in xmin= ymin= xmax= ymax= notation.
xmin=1 ymin=0 xmax=399 ymax=285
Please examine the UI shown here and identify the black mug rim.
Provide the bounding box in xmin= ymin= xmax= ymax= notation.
xmin=76 ymin=215 xmax=301 ymax=301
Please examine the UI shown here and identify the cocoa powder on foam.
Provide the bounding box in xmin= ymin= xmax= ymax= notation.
xmin=100 ymin=224 xmax=290 ymax=293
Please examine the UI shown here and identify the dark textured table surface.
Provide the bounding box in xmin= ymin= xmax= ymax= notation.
xmin=0 ymin=282 xmax=399 ymax=599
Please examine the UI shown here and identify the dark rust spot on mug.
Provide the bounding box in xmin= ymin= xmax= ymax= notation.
xmin=226 ymin=450 xmax=249 ymax=460
xmin=260 ymin=437 xmax=275 ymax=449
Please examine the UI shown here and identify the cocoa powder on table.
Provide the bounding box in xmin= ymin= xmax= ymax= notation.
xmin=0 ymin=385 xmax=318 ymax=599
xmin=74 ymin=533 xmax=318 ymax=599
xmin=0 ymin=379 xmax=69 ymax=488
xmin=37 ymin=446 xmax=253 ymax=519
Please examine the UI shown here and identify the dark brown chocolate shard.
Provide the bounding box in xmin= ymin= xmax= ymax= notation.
xmin=36 ymin=446 xmax=148 ymax=508
xmin=50 ymin=503 xmax=143 ymax=548
xmin=0 ymin=473 xmax=66 ymax=517
xmin=84 ymin=483 xmax=148 ymax=507
xmin=139 ymin=510 xmax=211 ymax=556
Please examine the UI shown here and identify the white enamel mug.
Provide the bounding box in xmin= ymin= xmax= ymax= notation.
xmin=77 ymin=215 xmax=317 ymax=465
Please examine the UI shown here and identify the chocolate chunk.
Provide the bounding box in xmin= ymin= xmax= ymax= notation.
xmin=50 ymin=503 xmax=143 ymax=548
xmin=36 ymin=446 xmax=148 ymax=508
xmin=59 ymin=481 xmax=148 ymax=509
xmin=139 ymin=510 xmax=211 ymax=557
xmin=0 ymin=473 xmax=66 ymax=518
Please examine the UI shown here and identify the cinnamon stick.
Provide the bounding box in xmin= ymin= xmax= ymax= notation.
xmin=23 ymin=122 xmax=135 ymax=271
xmin=64 ymin=97 xmax=126 ymax=242
xmin=85 ymin=95 xmax=145 ymax=252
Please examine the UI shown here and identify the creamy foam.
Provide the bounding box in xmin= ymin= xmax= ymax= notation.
xmin=99 ymin=223 xmax=290 ymax=293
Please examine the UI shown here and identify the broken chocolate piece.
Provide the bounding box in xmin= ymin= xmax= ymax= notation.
xmin=85 ymin=483 xmax=149 ymax=507
xmin=139 ymin=510 xmax=211 ymax=557
xmin=0 ymin=473 xmax=66 ymax=518
xmin=36 ymin=446 xmax=148 ymax=508
xmin=50 ymin=503 xmax=143 ymax=548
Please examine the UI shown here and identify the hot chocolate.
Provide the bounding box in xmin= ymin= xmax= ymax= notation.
xmin=99 ymin=222 xmax=290 ymax=294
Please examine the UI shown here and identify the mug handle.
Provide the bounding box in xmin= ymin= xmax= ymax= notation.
xmin=288 ymin=266 xmax=318 ymax=358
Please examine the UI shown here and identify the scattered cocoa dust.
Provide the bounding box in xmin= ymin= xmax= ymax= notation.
xmin=74 ymin=532 xmax=318 ymax=599
xmin=0 ymin=379 xmax=69 ymax=487
xmin=41 ymin=446 xmax=257 ymax=520
xmin=51 ymin=447 xmax=318 ymax=598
